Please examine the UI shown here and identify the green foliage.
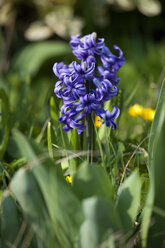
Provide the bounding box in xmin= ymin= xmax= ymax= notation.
xmin=13 ymin=41 xmax=71 ymax=79
xmin=72 ymin=162 xmax=114 ymax=200
xmin=10 ymin=131 xmax=84 ymax=248
xmin=148 ymin=80 xmax=165 ymax=170
xmin=0 ymin=128 xmax=143 ymax=247
xmin=80 ymin=197 xmax=121 ymax=248
xmin=142 ymin=81 xmax=165 ymax=248
xmin=0 ymin=192 xmax=22 ymax=248
xmin=116 ymin=171 xmax=141 ymax=232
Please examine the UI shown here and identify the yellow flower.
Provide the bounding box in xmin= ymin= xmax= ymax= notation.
xmin=128 ymin=104 xmax=143 ymax=117
xmin=141 ymin=108 xmax=155 ymax=121
xmin=65 ymin=176 xmax=72 ymax=183
xmin=95 ymin=116 xmax=102 ymax=127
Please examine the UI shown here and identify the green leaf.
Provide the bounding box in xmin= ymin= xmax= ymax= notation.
xmin=10 ymin=169 xmax=48 ymax=219
xmin=116 ymin=170 xmax=141 ymax=232
xmin=31 ymin=162 xmax=84 ymax=248
xmin=80 ymin=197 xmax=121 ymax=248
xmin=72 ymin=162 xmax=114 ymax=200
xmin=0 ymin=88 xmax=10 ymax=160
xmin=0 ymin=192 xmax=22 ymax=248
xmin=148 ymin=80 xmax=165 ymax=171
xmin=13 ymin=41 xmax=71 ymax=79
xmin=148 ymin=105 xmax=165 ymax=247
xmin=142 ymin=80 xmax=165 ymax=248
xmin=10 ymin=168 xmax=54 ymax=247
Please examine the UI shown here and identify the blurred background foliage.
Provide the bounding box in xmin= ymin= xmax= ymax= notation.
xmin=0 ymin=0 xmax=165 ymax=247
xmin=0 ymin=0 xmax=164 ymax=141
xmin=0 ymin=0 xmax=164 ymax=185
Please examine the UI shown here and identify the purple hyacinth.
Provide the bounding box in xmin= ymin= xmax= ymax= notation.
xmin=96 ymin=105 xmax=120 ymax=129
xmin=53 ymin=32 xmax=125 ymax=134
xmin=58 ymin=104 xmax=85 ymax=134
xmin=70 ymin=33 xmax=104 ymax=63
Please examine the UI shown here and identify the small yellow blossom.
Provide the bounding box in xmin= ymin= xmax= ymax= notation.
xmin=65 ymin=176 xmax=72 ymax=184
xmin=95 ymin=116 xmax=102 ymax=127
xmin=141 ymin=108 xmax=155 ymax=121
xmin=128 ymin=104 xmax=143 ymax=117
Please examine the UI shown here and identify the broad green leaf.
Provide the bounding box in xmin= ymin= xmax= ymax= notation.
xmin=80 ymin=197 xmax=121 ymax=248
xmin=72 ymin=162 xmax=114 ymax=200
xmin=116 ymin=170 xmax=141 ymax=232
xmin=10 ymin=169 xmax=48 ymax=219
xmin=142 ymin=80 xmax=165 ymax=248
xmin=13 ymin=41 xmax=71 ymax=78
xmin=148 ymin=80 xmax=165 ymax=171
xmin=10 ymin=168 xmax=55 ymax=247
xmin=145 ymin=105 xmax=165 ymax=248
xmin=31 ymin=162 xmax=84 ymax=248
xmin=0 ymin=192 xmax=22 ymax=248
xmin=13 ymin=129 xmax=64 ymax=179
xmin=0 ymin=88 xmax=10 ymax=160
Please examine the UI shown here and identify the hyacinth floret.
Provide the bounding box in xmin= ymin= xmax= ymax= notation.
xmin=70 ymin=33 xmax=104 ymax=63
xmin=53 ymin=32 xmax=125 ymax=134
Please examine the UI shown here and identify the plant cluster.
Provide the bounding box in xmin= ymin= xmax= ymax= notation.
xmin=0 ymin=2 xmax=165 ymax=247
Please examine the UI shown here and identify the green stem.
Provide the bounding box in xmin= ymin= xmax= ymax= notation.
xmin=86 ymin=113 xmax=94 ymax=164
xmin=85 ymin=78 xmax=95 ymax=164
xmin=86 ymin=114 xmax=90 ymax=164
xmin=91 ymin=111 xmax=95 ymax=164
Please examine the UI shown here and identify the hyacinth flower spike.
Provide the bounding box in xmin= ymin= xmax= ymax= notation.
xmin=53 ymin=32 xmax=125 ymax=162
